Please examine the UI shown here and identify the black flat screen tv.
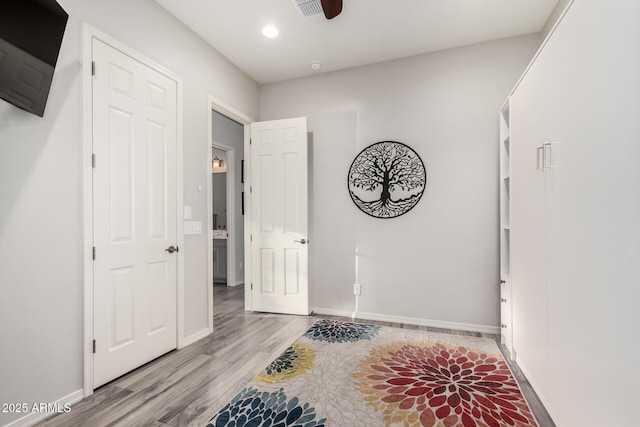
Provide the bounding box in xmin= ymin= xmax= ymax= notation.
xmin=0 ymin=0 xmax=68 ymax=117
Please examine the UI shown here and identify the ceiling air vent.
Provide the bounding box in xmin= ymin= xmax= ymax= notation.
xmin=293 ymin=0 xmax=323 ymax=18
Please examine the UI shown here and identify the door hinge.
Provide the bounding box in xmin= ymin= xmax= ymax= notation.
xmin=249 ymin=138 xmax=252 ymax=145
xmin=91 ymin=61 xmax=96 ymax=76
xmin=92 ymin=339 xmax=96 ymax=353
xmin=250 ymin=235 xmax=252 ymax=242
xmin=92 ymin=154 xmax=96 ymax=168
xmin=250 ymin=186 xmax=253 ymax=194
xmin=92 ymin=247 xmax=96 ymax=260
xmin=251 ymin=283 xmax=253 ymax=290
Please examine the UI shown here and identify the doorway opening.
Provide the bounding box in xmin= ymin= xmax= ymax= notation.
xmin=211 ymin=142 xmax=234 ymax=288
xmin=206 ymin=96 xmax=254 ymax=327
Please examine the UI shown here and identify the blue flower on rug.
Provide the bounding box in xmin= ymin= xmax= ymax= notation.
xmin=206 ymin=387 xmax=326 ymax=427
xmin=304 ymin=320 xmax=380 ymax=343
xmin=255 ymin=342 xmax=315 ymax=384
xmin=266 ymin=346 xmax=298 ymax=375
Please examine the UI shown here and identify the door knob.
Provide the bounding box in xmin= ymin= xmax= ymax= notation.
xmin=294 ymin=238 xmax=308 ymax=244
xmin=165 ymin=245 xmax=178 ymax=253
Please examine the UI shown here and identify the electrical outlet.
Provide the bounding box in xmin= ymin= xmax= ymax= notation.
xmin=354 ymin=283 xmax=361 ymax=296
xmin=239 ymin=261 xmax=243 ymax=270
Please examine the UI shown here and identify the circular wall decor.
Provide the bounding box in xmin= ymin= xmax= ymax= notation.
xmin=348 ymin=141 xmax=427 ymax=219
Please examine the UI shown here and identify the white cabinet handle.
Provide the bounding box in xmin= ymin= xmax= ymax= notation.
xmin=543 ymin=142 xmax=552 ymax=169
xmin=537 ymin=143 xmax=552 ymax=170
xmin=537 ymin=146 xmax=544 ymax=171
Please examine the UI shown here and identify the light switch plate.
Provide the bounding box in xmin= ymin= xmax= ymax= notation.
xmin=183 ymin=205 xmax=192 ymax=220
xmin=184 ymin=221 xmax=202 ymax=235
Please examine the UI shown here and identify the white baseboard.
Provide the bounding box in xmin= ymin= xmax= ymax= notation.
xmin=182 ymin=327 xmax=212 ymax=348
xmin=3 ymin=389 xmax=83 ymax=427
xmin=229 ymin=280 xmax=244 ymax=287
xmin=309 ymin=307 xmax=354 ymax=318
xmin=310 ymin=307 xmax=500 ymax=335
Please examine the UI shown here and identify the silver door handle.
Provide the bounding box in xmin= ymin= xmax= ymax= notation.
xmin=294 ymin=238 xmax=308 ymax=244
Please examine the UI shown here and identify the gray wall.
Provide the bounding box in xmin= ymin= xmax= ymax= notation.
xmin=260 ymin=34 xmax=542 ymax=329
xmin=212 ymin=111 xmax=245 ymax=285
xmin=0 ymin=0 xmax=258 ymax=424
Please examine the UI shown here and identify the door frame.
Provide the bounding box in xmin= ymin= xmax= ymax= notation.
xmin=206 ymin=96 xmax=254 ymax=326
xmin=81 ymin=24 xmax=184 ymax=396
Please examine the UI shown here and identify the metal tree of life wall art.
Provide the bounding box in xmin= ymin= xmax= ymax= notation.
xmin=348 ymin=141 xmax=427 ymax=219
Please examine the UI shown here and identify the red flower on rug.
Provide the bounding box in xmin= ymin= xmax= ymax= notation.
xmin=353 ymin=341 xmax=538 ymax=427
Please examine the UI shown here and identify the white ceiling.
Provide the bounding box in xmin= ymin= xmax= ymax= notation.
xmin=155 ymin=0 xmax=559 ymax=84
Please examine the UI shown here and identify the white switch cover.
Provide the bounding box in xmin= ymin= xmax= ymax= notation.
xmin=184 ymin=221 xmax=202 ymax=235
xmin=354 ymin=283 xmax=361 ymax=296
xmin=183 ymin=205 xmax=192 ymax=220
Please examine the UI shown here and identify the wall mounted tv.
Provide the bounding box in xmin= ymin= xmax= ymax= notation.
xmin=0 ymin=0 xmax=68 ymax=117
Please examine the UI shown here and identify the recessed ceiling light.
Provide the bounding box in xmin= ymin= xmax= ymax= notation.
xmin=262 ymin=25 xmax=279 ymax=38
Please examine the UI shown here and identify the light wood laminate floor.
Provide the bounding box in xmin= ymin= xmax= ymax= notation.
xmin=36 ymin=284 xmax=555 ymax=427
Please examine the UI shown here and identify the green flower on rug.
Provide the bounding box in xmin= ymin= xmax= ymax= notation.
xmin=206 ymin=387 xmax=326 ymax=427
xmin=255 ymin=342 xmax=315 ymax=384
xmin=304 ymin=319 xmax=380 ymax=343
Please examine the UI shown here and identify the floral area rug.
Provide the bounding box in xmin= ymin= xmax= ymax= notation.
xmin=206 ymin=320 xmax=538 ymax=427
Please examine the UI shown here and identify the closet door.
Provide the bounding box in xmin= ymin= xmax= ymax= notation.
xmin=542 ymin=0 xmax=640 ymax=424
xmin=509 ymin=53 xmax=549 ymax=384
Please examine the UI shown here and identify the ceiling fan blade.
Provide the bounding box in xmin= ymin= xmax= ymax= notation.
xmin=321 ymin=0 xmax=342 ymax=19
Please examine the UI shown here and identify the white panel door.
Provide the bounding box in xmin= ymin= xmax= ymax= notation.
xmin=509 ymin=50 xmax=549 ymax=377
xmin=92 ymin=38 xmax=178 ymax=387
xmin=250 ymin=118 xmax=309 ymax=315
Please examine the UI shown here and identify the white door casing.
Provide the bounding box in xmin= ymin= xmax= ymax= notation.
xmin=250 ymin=118 xmax=309 ymax=315
xmin=205 ymin=96 xmax=254 ymax=331
xmin=92 ymin=37 xmax=178 ymax=388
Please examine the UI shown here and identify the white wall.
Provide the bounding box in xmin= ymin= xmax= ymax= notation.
xmin=542 ymin=0 xmax=573 ymax=39
xmin=260 ymin=34 xmax=541 ymax=330
xmin=0 ymin=0 xmax=258 ymax=425
xmin=212 ymin=111 xmax=245 ymax=285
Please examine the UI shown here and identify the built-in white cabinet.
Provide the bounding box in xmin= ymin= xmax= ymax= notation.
xmin=506 ymin=0 xmax=640 ymax=425
xmin=498 ymin=100 xmax=513 ymax=357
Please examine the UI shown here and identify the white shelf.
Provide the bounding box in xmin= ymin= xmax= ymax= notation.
xmin=499 ymin=98 xmax=513 ymax=357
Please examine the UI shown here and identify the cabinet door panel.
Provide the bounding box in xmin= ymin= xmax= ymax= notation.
xmin=542 ymin=1 xmax=640 ymax=424
xmin=509 ymin=53 xmax=549 ymax=386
